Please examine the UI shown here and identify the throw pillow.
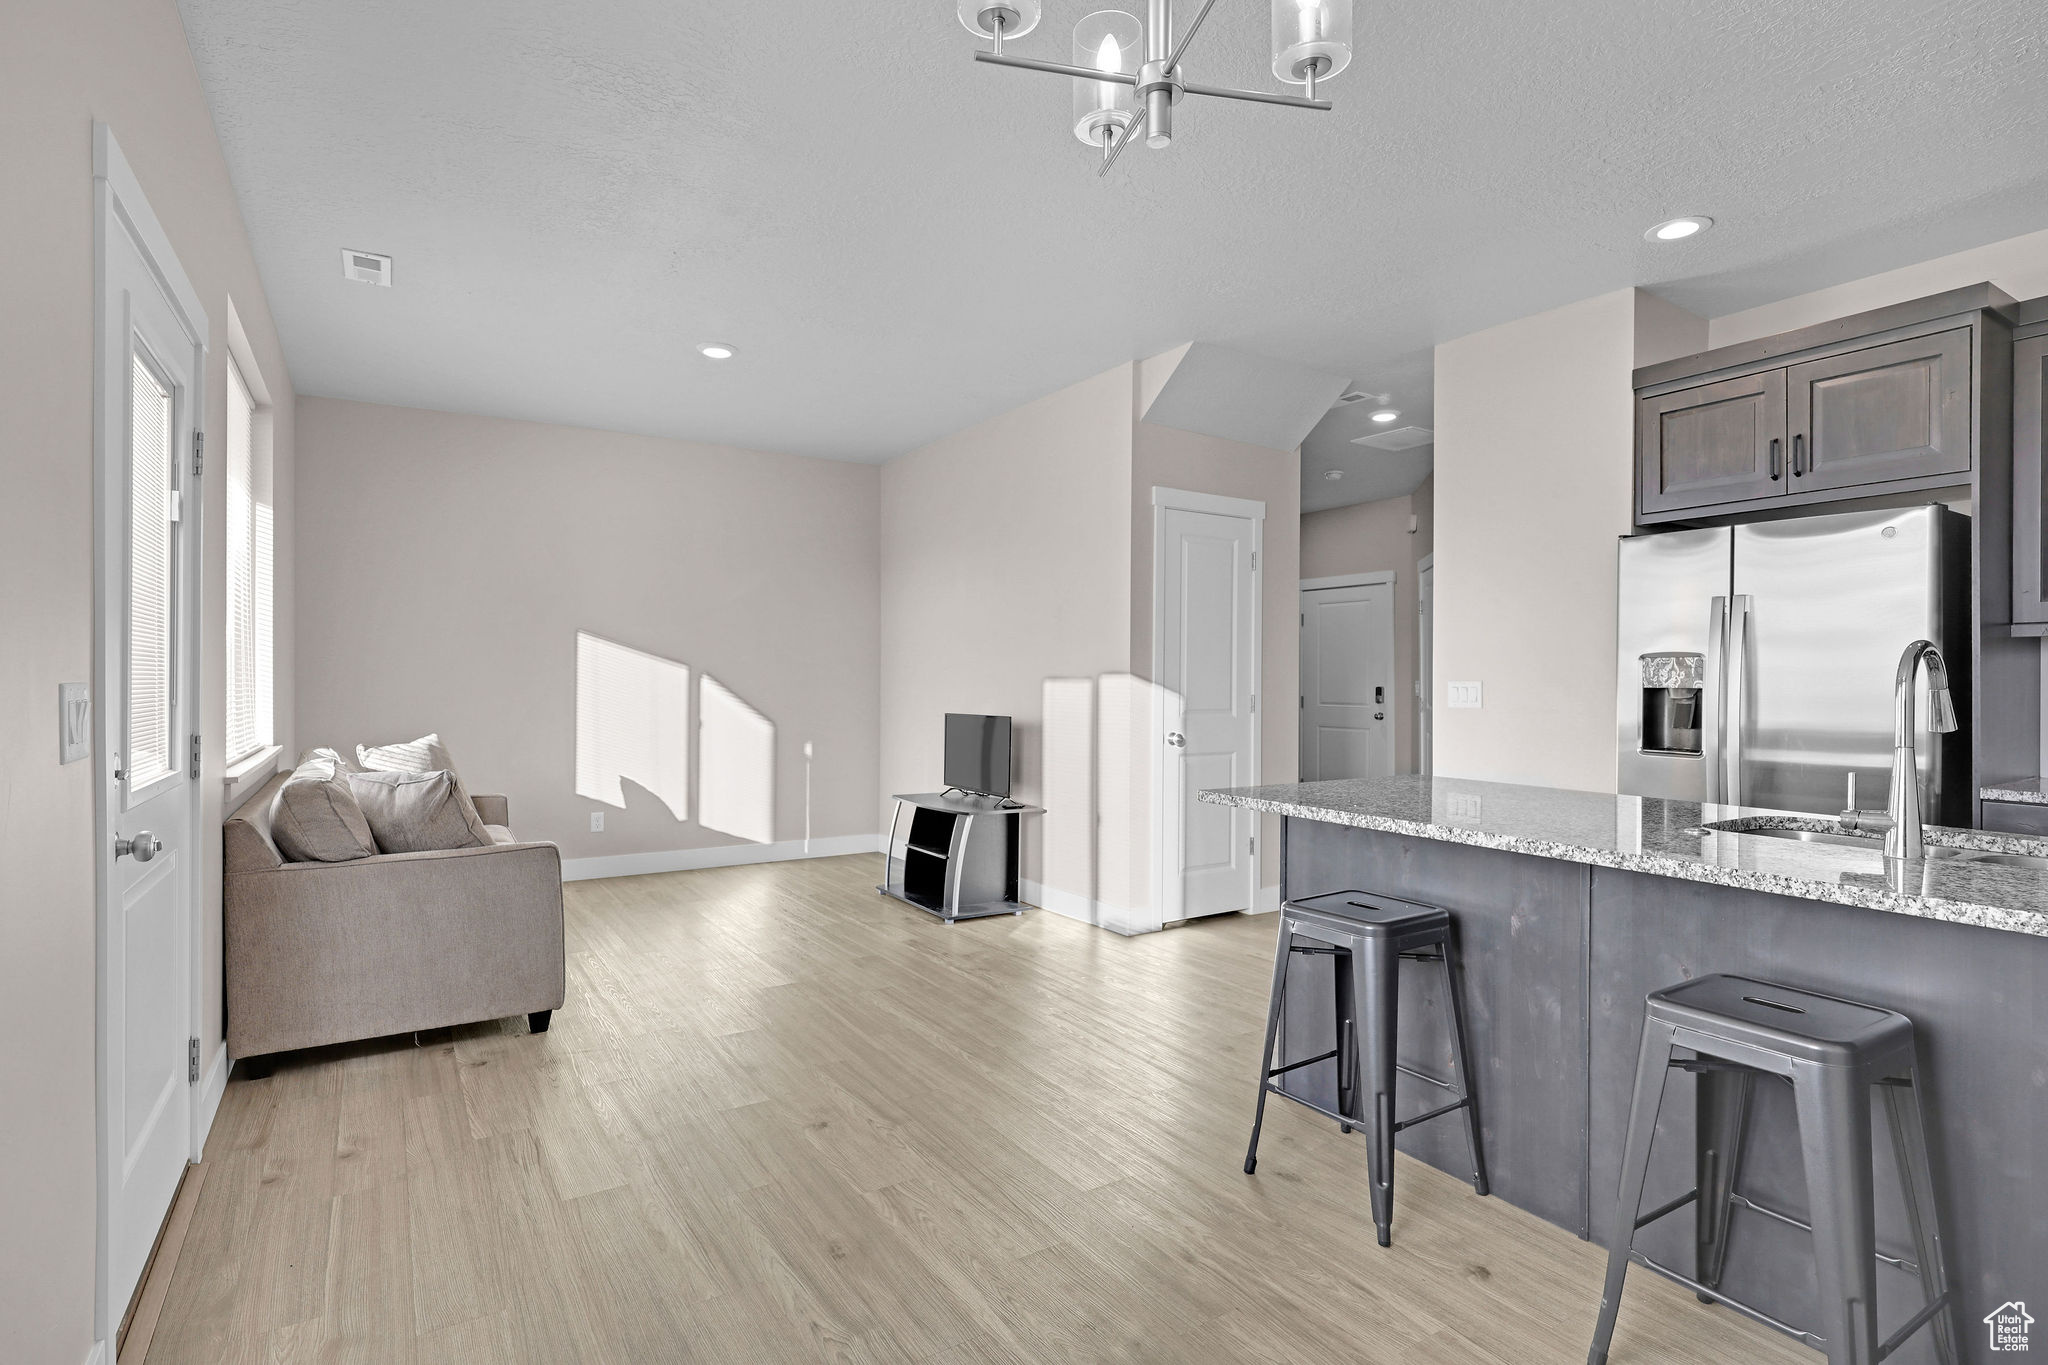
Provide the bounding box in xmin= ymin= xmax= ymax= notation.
xmin=356 ymin=732 xmax=457 ymax=777
xmin=270 ymin=748 xmax=378 ymax=863
xmin=345 ymin=768 xmax=493 ymax=854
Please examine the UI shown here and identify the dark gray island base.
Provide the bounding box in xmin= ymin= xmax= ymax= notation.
xmin=1203 ymin=776 xmax=2046 ymax=1365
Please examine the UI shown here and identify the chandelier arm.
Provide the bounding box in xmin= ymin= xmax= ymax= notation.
xmin=1181 ymin=80 xmax=1332 ymax=110
xmin=1096 ymin=107 xmax=1150 ymax=178
xmin=1163 ymin=0 xmax=1226 ymax=73
xmin=972 ymin=50 xmax=1139 ymax=84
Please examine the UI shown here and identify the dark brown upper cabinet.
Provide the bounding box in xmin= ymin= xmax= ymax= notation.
xmin=1633 ymin=287 xmax=2006 ymax=527
xmin=2013 ymin=331 xmax=2048 ymax=626
xmin=1638 ymin=370 xmax=1786 ymax=516
xmin=1786 ymin=329 xmax=1972 ymax=492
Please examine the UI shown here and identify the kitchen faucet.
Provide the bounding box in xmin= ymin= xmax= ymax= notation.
xmin=1842 ymin=640 xmax=1957 ymax=859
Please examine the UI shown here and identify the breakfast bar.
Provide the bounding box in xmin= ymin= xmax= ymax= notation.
xmin=1204 ymin=774 xmax=2048 ymax=1365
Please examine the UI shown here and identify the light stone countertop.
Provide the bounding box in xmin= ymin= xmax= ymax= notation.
xmin=1201 ymin=774 xmax=2048 ymax=939
xmin=1982 ymin=778 xmax=2048 ymax=806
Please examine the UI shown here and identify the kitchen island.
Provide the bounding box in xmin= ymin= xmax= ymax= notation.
xmin=1203 ymin=775 xmax=2045 ymax=1365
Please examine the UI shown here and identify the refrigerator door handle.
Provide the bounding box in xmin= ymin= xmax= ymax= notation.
xmin=1705 ymin=596 xmax=1728 ymax=804
xmin=1724 ymin=594 xmax=1752 ymax=805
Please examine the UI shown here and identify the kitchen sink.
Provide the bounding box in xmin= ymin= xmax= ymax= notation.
xmin=1698 ymin=817 xmax=2048 ymax=872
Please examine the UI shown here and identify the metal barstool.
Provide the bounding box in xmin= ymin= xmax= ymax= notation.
xmin=1588 ymin=974 xmax=1958 ymax=1365
xmin=1242 ymin=889 xmax=1488 ymax=1247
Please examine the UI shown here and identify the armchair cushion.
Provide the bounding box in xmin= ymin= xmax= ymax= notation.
xmin=356 ymin=731 xmax=458 ymax=777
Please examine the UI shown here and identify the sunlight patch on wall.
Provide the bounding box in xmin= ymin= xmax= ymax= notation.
xmin=699 ymin=673 xmax=775 ymax=844
xmin=575 ymin=631 xmax=690 ymax=819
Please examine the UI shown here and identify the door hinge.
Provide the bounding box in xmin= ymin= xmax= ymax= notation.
xmin=188 ymin=1037 xmax=200 ymax=1084
xmin=190 ymin=733 xmax=202 ymax=778
xmin=1250 ymin=692 xmax=1256 ymax=713
xmin=1299 ymin=695 xmax=1305 ymax=709
xmin=193 ymin=431 xmax=204 ymax=476
xmin=1249 ymin=835 xmax=1256 ymax=855
xmin=1250 ymin=551 xmax=1257 ymax=570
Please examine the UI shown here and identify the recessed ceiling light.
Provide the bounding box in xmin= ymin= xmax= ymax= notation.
xmin=1645 ymin=216 xmax=1712 ymax=243
xmin=1323 ymin=469 xmax=1344 ymax=480
xmin=697 ymin=342 xmax=736 ymax=359
xmin=1368 ymin=407 xmax=1399 ymax=424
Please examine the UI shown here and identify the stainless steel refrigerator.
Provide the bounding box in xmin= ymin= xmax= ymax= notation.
xmin=1616 ymin=505 xmax=1970 ymax=820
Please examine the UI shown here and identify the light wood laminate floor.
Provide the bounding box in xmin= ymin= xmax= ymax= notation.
xmin=146 ymin=854 xmax=1803 ymax=1364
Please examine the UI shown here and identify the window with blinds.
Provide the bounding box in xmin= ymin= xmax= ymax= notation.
xmin=225 ymin=357 xmax=274 ymax=764
xmin=127 ymin=351 xmax=177 ymax=789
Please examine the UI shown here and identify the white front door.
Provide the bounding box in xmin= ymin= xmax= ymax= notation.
xmin=96 ymin=127 xmax=206 ymax=1334
xmin=1299 ymin=577 xmax=1396 ymax=780
xmin=1157 ymin=497 xmax=1260 ymax=919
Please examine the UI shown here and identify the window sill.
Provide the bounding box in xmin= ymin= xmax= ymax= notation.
xmin=223 ymin=745 xmax=283 ymax=812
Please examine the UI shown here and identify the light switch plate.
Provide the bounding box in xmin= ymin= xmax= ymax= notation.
xmin=1446 ymin=793 xmax=1484 ymax=819
xmin=58 ymin=683 xmax=90 ymax=763
xmin=1447 ymin=681 xmax=1483 ymax=709
xmin=590 ymin=811 xmax=605 ymax=832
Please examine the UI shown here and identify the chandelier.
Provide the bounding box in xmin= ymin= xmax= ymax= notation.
xmin=955 ymin=0 xmax=1353 ymax=175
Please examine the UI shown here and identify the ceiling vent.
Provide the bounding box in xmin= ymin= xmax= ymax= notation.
xmin=340 ymin=249 xmax=392 ymax=286
xmin=1335 ymin=388 xmax=1388 ymax=406
xmin=1352 ymin=424 xmax=1434 ymax=451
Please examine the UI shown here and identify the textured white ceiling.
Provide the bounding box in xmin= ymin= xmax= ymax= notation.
xmin=177 ymin=1 xmax=2048 ymax=463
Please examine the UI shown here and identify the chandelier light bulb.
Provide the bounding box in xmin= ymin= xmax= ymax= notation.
xmin=1071 ymin=10 xmax=1141 ymax=147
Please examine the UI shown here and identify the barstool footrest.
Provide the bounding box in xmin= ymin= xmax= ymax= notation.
xmin=1877 ymin=1291 xmax=1952 ymax=1362
xmin=1627 ymin=1251 xmax=1823 ymax=1350
xmin=1265 ymin=1048 xmax=1340 ymax=1079
xmin=1631 ymin=1186 xmax=1699 ymax=1231
xmin=1392 ymin=1096 xmax=1472 ymax=1133
xmin=1394 ymin=1061 xmax=1457 ymax=1091
xmin=1726 ymin=1194 xmax=1923 ymax=1274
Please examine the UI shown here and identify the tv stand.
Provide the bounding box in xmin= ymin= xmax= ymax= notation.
xmin=878 ymin=792 xmax=1042 ymax=923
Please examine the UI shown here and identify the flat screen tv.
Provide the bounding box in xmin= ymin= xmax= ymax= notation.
xmin=943 ymin=713 xmax=1012 ymax=799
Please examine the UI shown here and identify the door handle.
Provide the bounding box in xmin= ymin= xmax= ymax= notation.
xmin=1768 ymin=437 xmax=1782 ymax=481
xmin=1374 ymin=712 xmax=1384 ymax=720
xmin=1374 ymin=686 xmax=1384 ymax=704
xmin=1791 ymin=433 xmax=1806 ymax=477
xmin=1166 ymin=732 xmax=1186 ymax=748
xmin=116 ymin=831 xmax=162 ymax=862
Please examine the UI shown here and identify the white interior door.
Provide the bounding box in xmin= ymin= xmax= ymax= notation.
xmin=1418 ymin=555 xmax=1434 ymax=776
xmin=1157 ymin=497 xmax=1260 ymax=920
xmin=1299 ymin=577 xmax=1395 ymax=780
xmin=96 ymin=127 xmax=205 ymax=1337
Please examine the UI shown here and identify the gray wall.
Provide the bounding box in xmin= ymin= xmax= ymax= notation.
xmin=294 ymin=396 xmax=880 ymax=868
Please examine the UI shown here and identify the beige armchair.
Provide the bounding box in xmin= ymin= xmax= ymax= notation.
xmin=223 ymin=773 xmax=566 ymax=1059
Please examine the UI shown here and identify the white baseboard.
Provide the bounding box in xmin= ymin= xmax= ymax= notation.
xmin=1020 ymin=880 xmax=1160 ymax=937
xmin=561 ymin=833 xmax=884 ymax=883
xmin=1254 ymin=883 xmax=1281 ymax=913
xmin=85 ymin=1340 xmax=107 ymax=1365
xmin=196 ymin=1043 xmax=228 ymax=1150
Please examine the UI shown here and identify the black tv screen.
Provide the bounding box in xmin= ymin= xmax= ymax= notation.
xmin=944 ymin=713 xmax=1012 ymax=798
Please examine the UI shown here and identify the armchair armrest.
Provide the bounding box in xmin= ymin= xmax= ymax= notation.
xmin=471 ymin=793 xmax=509 ymax=826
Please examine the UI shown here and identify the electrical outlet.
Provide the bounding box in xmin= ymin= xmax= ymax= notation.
xmin=1447 ymin=681 xmax=1483 ymax=709
xmin=1447 ymin=792 xmax=1484 ymax=820
xmin=589 ymin=811 xmax=605 ymax=832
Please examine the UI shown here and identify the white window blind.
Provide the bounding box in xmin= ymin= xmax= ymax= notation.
xmin=127 ymin=351 xmax=176 ymax=788
xmin=225 ymin=357 xmax=273 ymax=763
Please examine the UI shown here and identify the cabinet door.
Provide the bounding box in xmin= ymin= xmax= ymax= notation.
xmin=1786 ymin=328 xmax=1971 ymax=492
xmin=2015 ymin=335 xmax=2048 ymax=624
xmin=1638 ymin=369 xmax=1788 ymax=516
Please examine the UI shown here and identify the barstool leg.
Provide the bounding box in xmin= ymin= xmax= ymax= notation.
xmin=1588 ymin=1017 xmax=1678 ymax=1365
xmin=1694 ymin=1064 xmax=1754 ymax=1302
xmin=1792 ymin=1062 xmax=1882 ymax=1365
xmin=1441 ymin=937 xmax=1489 ymax=1197
xmin=1360 ymin=934 xmax=1400 ymax=1247
xmin=1880 ymin=1068 xmax=1959 ymax=1365
xmin=1335 ymin=946 xmax=1356 ymax=1135
xmin=1243 ymin=918 xmax=1295 ymax=1176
